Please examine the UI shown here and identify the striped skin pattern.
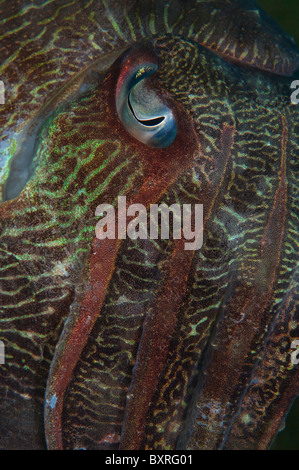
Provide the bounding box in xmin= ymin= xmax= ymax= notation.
xmin=0 ymin=0 xmax=298 ymax=450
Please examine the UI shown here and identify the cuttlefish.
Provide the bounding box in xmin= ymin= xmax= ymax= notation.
xmin=0 ymin=0 xmax=298 ymax=450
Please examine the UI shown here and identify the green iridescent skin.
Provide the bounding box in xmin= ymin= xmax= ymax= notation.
xmin=0 ymin=0 xmax=298 ymax=450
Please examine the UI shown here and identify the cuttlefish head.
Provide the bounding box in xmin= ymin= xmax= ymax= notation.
xmin=0 ymin=0 xmax=298 ymax=451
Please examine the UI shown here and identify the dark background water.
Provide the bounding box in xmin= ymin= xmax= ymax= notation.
xmin=258 ymin=0 xmax=299 ymax=45
xmin=257 ymin=0 xmax=299 ymax=451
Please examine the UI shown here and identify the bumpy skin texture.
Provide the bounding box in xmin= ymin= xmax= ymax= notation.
xmin=0 ymin=0 xmax=298 ymax=450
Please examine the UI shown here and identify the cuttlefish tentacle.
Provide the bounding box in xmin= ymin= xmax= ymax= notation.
xmin=180 ymin=113 xmax=290 ymax=450
xmin=226 ymin=266 xmax=299 ymax=450
xmin=120 ymin=123 xmax=235 ymax=449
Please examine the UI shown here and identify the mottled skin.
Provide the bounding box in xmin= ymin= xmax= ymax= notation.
xmin=0 ymin=0 xmax=298 ymax=450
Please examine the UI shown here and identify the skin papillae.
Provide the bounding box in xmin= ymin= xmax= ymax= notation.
xmin=0 ymin=0 xmax=298 ymax=450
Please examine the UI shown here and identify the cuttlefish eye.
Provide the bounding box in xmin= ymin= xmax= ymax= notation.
xmin=116 ymin=62 xmax=177 ymax=148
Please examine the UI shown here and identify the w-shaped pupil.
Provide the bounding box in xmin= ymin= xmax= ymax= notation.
xmin=128 ymin=95 xmax=165 ymax=127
